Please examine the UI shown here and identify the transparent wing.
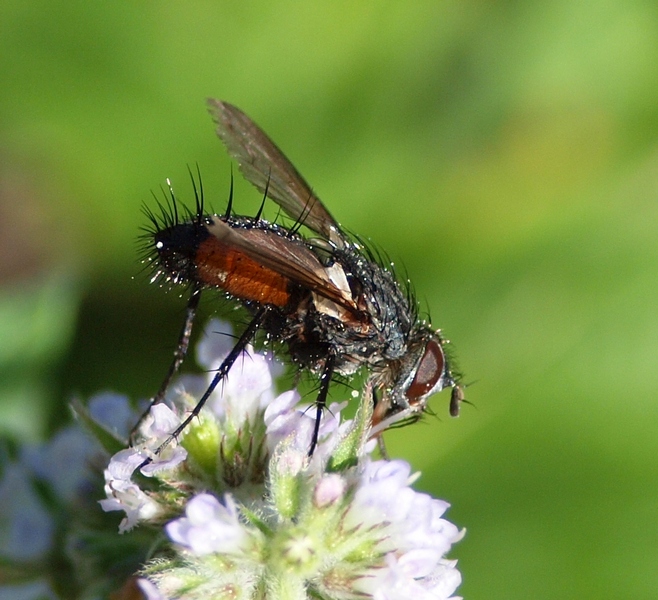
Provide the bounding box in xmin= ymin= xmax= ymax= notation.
xmin=206 ymin=218 xmax=357 ymax=312
xmin=207 ymin=99 xmax=346 ymax=247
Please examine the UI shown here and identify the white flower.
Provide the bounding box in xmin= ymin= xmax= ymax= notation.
xmin=100 ymin=448 xmax=165 ymax=532
xmin=195 ymin=317 xmax=279 ymax=429
xmin=348 ymin=460 xmax=464 ymax=599
xmin=367 ymin=553 xmax=462 ymax=600
xmin=166 ymin=493 xmax=251 ymax=555
xmin=98 ymin=319 xmax=463 ymax=598
xmin=136 ymin=403 xmax=188 ymax=476
xmin=264 ymin=388 xmax=350 ymax=465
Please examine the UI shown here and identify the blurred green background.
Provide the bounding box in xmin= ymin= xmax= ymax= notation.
xmin=2 ymin=1 xmax=658 ymax=598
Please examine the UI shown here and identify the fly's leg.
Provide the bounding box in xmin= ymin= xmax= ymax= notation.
xmin=308 ymin=353 xmax=336 ymax=456
xmin=130 ymin=286 xmax=202 ymax=443
xmin=138 ymin=306 xmax=270 ymax=468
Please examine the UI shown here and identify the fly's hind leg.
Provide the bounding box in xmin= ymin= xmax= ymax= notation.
xmin=130 ymin=285 xmax=201 ymax=443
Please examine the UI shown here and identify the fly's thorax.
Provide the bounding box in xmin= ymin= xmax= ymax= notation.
xmin=334 ymin=248 xmax=415 ymax=342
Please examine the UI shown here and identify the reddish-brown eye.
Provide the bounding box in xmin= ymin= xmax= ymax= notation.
xmin=405 ymin=340 xmax=445 ymax=404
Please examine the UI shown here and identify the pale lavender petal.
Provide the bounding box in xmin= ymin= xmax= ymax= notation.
xmin=105 ymin=448 xmax=145 ymax=482
xmin=22 ymin=426 xmax=94 ymax=502
xmin=137 ymin=578 xmax=167 ymax=600
xmin=87 ymin=392 xmax=135 ymax=439
xmin=195 ymin=318 xmax=235 ymax=369
xmin=0 ymin=463 xmax=53 ymax=561
xmin=140 ymin=403 xmax=181 ymax=440
xmin=313 ymin=474 xmax=346 ymax=507
xmin=166 ymin=493 xmax=248 ymax=555
xmin=0 ymin=580 xmax=57 ymax=600
xmin=139 ymin=446 xmax=187 ymax=476
xmin=101 ymin=476 xmax=162 ymax=533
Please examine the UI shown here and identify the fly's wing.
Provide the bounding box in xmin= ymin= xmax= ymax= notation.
xmin=207 ymin=99 xmax=346 ymax=248
xmin=206 ymin=217 xmax=357 ymax=312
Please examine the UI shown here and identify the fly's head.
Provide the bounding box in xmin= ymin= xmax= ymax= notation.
xmin=373 ymin=326 xmax=462 ymax=428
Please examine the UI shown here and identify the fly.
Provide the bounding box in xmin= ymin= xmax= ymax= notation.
xmin=138 ymin=99 xmax=464 ymax=458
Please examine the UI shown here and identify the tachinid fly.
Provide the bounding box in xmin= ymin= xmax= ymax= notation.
xmin=140 ymin=99 xmax=463 ymax=457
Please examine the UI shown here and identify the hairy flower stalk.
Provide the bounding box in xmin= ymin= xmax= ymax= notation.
xmin=101 ymin=319 xmax=464 ymax=600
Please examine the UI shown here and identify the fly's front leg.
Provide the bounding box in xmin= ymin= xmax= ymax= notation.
xmin=308 ymin=353 xmax=336 ymax=457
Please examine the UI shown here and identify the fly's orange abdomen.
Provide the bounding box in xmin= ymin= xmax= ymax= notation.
xmin=195 ymin=236 xmax=291 ymax=306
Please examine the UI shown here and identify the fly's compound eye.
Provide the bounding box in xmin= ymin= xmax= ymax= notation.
xmin=405 ymin=339 xmax=445 ymax=405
